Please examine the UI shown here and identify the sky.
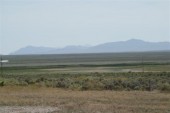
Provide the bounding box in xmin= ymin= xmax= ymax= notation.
xmin=0 ymin=0 xmax=170 ymax=54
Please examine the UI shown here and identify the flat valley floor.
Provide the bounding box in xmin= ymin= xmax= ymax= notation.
xmin=1 ymin=52 xmax=170 ymax=113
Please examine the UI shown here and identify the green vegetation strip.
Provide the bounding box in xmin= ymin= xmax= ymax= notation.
xmin=2 ymin=62 xmax=170 ymax=70
xmin=0 ymin=71 xmax=170 ymax=92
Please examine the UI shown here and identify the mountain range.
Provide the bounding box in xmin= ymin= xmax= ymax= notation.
xmin=11 ymin=39 xmax=170 ymax=55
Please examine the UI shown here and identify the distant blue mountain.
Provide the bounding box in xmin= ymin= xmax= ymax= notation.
xmin=89 ymin=39 xmax=170 ymax=53
xmin=11 ymin=46 xmax=56 ymax=55
xmin=11 ymin=39 xmax=170 ymax=55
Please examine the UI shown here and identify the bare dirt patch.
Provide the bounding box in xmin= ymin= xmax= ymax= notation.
xmin=0 ymin=106 xmax=59 ymax=113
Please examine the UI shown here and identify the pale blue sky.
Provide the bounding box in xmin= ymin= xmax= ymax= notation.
xmin=0 ymin=0 xmax=170 ymax=54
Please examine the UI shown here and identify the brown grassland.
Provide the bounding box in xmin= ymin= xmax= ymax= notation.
xmin=0 ymin=86 xmax=170 ymax=113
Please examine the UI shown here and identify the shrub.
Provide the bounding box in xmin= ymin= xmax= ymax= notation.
xmin=55 ymin=78 xmax=72 ymax=88
xmin=0 ymin=81 xmax=4 ymax=86
xmin=160 ymin=83 xmax=170 ymax=92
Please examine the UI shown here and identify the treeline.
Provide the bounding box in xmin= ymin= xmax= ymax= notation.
xmin=0 ymin=72 xmax=170 ymax=92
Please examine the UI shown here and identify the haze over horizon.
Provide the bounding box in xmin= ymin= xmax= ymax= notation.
xmin=0 ymin=0 xmax=170 ymax=54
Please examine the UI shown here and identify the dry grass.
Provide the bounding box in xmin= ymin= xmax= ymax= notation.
xmin=0 ymin=86 xmax=170 ymax=113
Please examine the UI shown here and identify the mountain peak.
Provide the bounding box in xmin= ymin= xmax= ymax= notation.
xmin=126 ymin=39 xmax=145 ymax=42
